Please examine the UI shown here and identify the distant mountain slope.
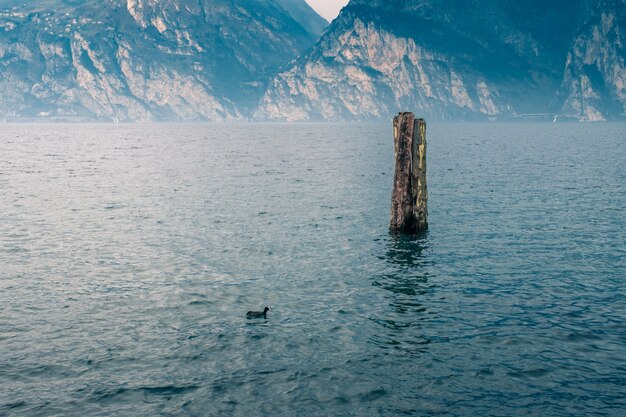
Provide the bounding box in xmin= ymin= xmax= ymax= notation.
xmin=257 ymin=0 xmax=626 ymax=121
xmin=276 ymin=0 xmax=329 ymax=34
xmin=559 ymin=0 xmax=626 ymax=121
xmin=0 ymin=0 xmax=326 ymax=121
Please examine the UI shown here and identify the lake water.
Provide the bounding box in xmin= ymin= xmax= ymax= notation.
xmin=0 ymin=123 xmax=625 ymax=416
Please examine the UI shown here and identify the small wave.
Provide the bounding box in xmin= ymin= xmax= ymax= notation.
xmin=507 ymin=368 xmax=551 ymax=378
xmin=142 ymin=385 xmax=199 ymax=396
xmin=87 ymin=384 xmax=199 ymax=402
xmin=565 ymin=331 xmax=603 ymax=342
xmin=358 ymin=388 xmax=388 ymax=402
xmin=188 ymin=300 xmax=210 ymax=306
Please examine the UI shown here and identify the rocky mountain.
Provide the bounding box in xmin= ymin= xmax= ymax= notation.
xmin=257 ymin=0 xmax=626 ymax=121
xmin=560 ymin=0 xmax=626 ymax=121
xmin=0 ymin=0 xmax=327 ymax=121
xmin=2 ymin=0 xmax=624 ymax=122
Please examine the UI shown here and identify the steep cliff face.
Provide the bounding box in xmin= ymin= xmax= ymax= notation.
xmin=0 ymin=0 xmax=326 ymax=121
xmin=257 ymin=0 xmax=626 ymax=121
xmin=559 ymin=0 xmax=626 ymax=121
xmin=3 ymin=0 xmax=624 ymax=122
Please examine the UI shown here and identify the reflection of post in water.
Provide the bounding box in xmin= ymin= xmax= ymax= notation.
xmin=385 ymin=231 xmax=429 ymax=268
xmin=374 ymin=231 xmax=431 ymax=299
xmin=369 ymin=232 xmax=433 ymax=354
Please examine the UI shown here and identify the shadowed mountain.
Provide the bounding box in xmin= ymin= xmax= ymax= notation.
xmin=559 ymin=0 xmax=626 ymax=121
xmin=256 ymin=0 xmax=626 ymax=121
xmin=276 ymin=0 xmax=330 ymax=32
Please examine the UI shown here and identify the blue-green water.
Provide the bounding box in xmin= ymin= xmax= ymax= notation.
xmin=1 ymin=123 xmax=625 ymax=416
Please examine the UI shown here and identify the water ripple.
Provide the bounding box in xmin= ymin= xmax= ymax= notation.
xmin=0 ymin=123 xmax=625 ymax=416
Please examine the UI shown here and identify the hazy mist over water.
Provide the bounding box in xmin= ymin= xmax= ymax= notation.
xmin=1 ymin=123 xmax=625 ymax=416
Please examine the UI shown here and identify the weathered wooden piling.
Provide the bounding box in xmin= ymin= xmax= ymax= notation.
xmin=390 ymin=112 xmax=428 ymax=232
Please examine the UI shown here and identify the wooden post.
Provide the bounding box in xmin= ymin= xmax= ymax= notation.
xmin=390 ymin=112 xmax=428 ymax=232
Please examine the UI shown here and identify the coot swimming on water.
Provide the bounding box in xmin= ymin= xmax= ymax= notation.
xmin=246 ymin=306 xmax=270 ymax=319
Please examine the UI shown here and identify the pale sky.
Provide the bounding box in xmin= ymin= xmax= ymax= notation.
xmin=305 ymin=0 xmax=350 ymax=22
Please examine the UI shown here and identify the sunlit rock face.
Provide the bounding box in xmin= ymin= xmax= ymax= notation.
xmin=0 ymin=0 xmax=326 ymax=121
xmin=2 ymin=0 xmax=623 ymax=122
xmin=257 ymin=0 xmax=626 ymax=121
xmin=559 ymin=0 xmax=626 ymax=121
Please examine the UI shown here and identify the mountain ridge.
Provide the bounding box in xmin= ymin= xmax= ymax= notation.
xmin=257 ymin=0 xmax=626 ymax=122
xmin=1 ymin=0 xmax=624 ymax=122
xmin=0 ymin=0 xmax=326 ymax=121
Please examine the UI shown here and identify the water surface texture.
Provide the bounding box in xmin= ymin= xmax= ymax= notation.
xmin=1 ymin=123 xmax=625 ymax=416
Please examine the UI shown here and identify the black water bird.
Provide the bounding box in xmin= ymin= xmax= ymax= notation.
xmin=246 ymin=306 xmax=270 ymax=319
